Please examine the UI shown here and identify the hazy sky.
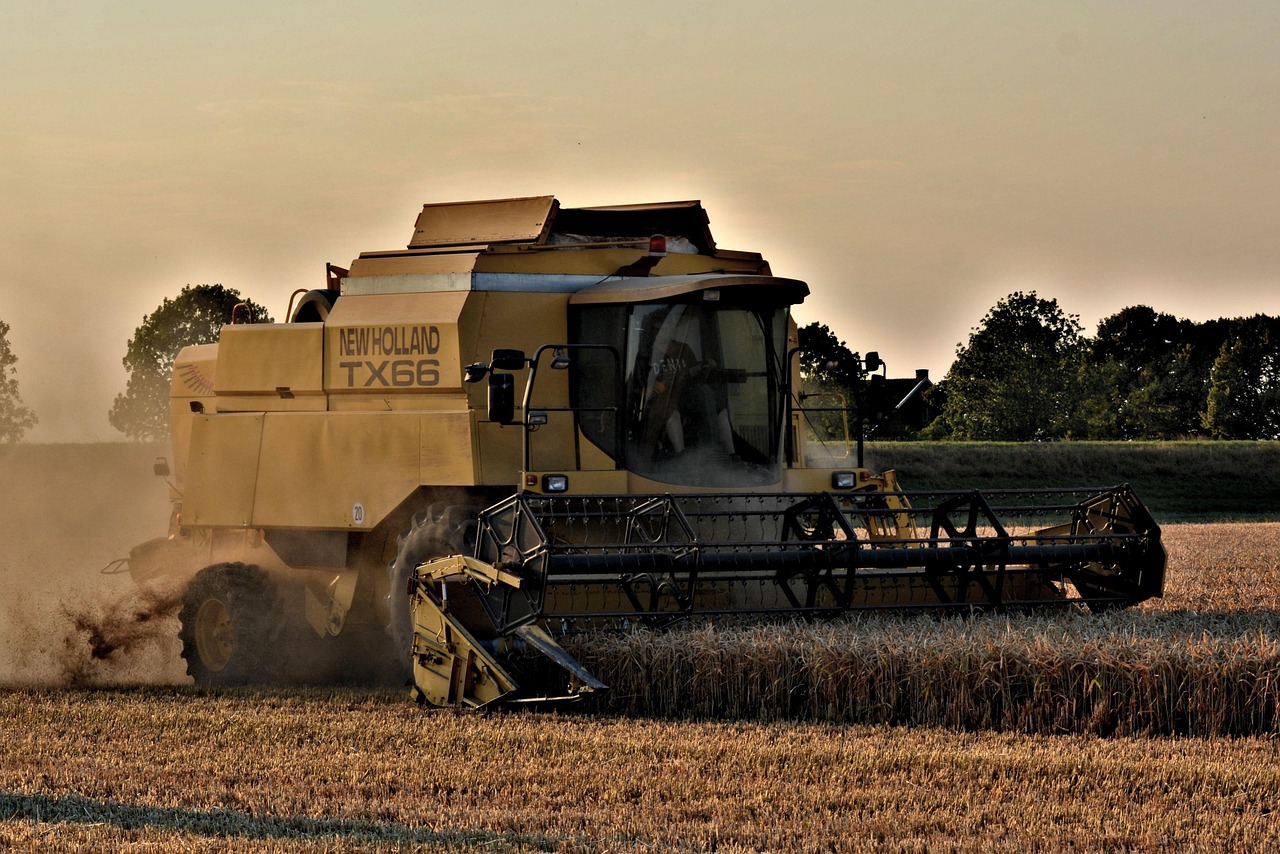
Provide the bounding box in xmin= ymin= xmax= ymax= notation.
xmin=3 ymin=2 xmax=1278 ymax=441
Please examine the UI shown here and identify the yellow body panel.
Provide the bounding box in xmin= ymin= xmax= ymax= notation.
xmin=409 ymin=196 xmax=555 ymax=248
xmin=323 ymin=292 xmax=467 ymax=395
xmin=475 ymin=422 xmax=522 ymax=485
xmin=215 ymin=395 xmax=328 ymax=413
xmin=214 ymin=323 xmax=325 ymax=396
xmin=465 ymin=291 xmax=575 ymax=477
xmin=168 ymin=343 xmax=219 ymax=488
xmin=188 ymin=410 xmax=477 ymax=530
xmin=326 ymin=393 xmax=471 ymax=412
xmin=172 ymin=344 xmax=220 ymax=398
xmin=517 ymin=467 xmax=884 ymax=497
xmin=168 ymin=287 xmax=592 ymax=541
xmin=346 ymin=253 xmax=483 ymax=278
xmin=254 ymin=412 xmax=423 ymax=529
xmin=184 ymin=414 xmax=265 ymax=527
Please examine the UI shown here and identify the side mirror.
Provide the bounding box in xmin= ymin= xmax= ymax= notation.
xmin=488 ymin=373 xmax=516 ymax=424
xmin=153 ymin=457 xmax=171 ymax=477
xmin=864 ymin=351 xmax=883 ymax=372
xmin=490 ymin=349 xmax=527 ymax=370
xmin=867 ymin=374 xmax=887 ymax=420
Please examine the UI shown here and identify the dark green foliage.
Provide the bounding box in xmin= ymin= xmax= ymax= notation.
xmin=1203 ymin=338 xmax=1255 ymax=439
xmin=1202 ymin=319 xmax=1280 ymax=440
xmin=0 ymin=319 xmax=36 ymax=442
xmin=928 ymin=292 xmax=1084 ymax=440
xmin=927 ymin=294 xmax=1280 ymax=441
xmin=797 ymin=322 xmax=863 ymax=390
xmin=1087 ymin=306 xmax=1231 ymax=438
xmin=109 ymin=285 xmax=272 ymax=440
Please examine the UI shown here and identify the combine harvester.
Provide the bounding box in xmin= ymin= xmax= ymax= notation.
xmin=125 ymin=196 xmax=1166 ymax=707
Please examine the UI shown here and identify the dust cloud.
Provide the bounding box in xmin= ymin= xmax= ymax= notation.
xmin=0 ymin=443 xmax=189 ymax=686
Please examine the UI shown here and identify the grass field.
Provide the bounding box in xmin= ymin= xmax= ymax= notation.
xmin=861 ymin=440 xmax=1280 ymax=522
xmin=2 ymin=442 xmax=1279 ymax=850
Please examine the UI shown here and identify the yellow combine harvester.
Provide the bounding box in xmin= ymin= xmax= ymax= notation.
xmin=126 ymin=196 xmax=1166 ymax=707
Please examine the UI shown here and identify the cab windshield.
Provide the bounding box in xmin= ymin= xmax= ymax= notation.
xmin=572 ymin=299 xmax=787 ymax=487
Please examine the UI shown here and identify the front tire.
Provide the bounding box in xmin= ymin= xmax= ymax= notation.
xmin=386 ymin=505 xmax=475 ymax=676
xmin=179 ymin=563 xmax=280 ymax=686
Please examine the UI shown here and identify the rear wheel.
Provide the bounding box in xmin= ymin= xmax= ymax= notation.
xmin=179 ymin=563 xmax=279 ymax=686
xmin=386 ymin=505 xmax=476 ymax=676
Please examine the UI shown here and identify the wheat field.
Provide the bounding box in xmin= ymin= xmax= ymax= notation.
xmin=2 ymin=523 xmax=1279 ymax=851
xmin=566 ymin=523 xmax=1280 ymax=735
xmin=2 ymin=688 xmax=1279 ymax=852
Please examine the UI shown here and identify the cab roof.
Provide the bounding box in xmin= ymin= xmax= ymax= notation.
xmin=406 ymin=196 xmax=717 ymax=254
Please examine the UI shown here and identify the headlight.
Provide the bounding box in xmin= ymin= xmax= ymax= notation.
xmin=831 ymin=471 xmax=857 ymax=490
xmin=542 ymin=474 xmax=569 ymax=493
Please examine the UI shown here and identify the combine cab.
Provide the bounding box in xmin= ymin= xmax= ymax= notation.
xmin=126 ymin=196 xmax=1165 ymax=707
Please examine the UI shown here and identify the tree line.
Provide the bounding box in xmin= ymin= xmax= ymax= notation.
xmin=801 ymin=291 xmax=1280 ymax=442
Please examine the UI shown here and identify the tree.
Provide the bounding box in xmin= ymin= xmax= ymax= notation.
xmin=1201 ymin=318 xmax=1280 ymax=440
xmin=1084 ymin=306 xmax=1190 ymax=438
xmin=797 ymin=322 xmax=863 ymax=390
xmin=109 ymin=285 xmax=272 ymax=440
xmin=1090 ymin=305 xmax=1188 ymax=372
xmin=796 ymin=322 xmax=866 ymax=443
xmin=1085 ymin=306 xmax=1244 ymax=438
xmin=1062 ymin=356 xmax=1126 ymax=439
xmin=1202 ymin=338 xmax=1254 ymax=439
xmin=0 ymin=319 xmax=37 ymax=442
xmin=1122 ymin=345 xmax=1202 ymax=439
xmin=929 ymin=291 xmax=1084 ymax=440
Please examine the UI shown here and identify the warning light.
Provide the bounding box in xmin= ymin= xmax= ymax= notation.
xmin=648 ymin=235 xmax=667 ymax=256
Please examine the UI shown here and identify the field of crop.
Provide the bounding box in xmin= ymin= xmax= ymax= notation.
xmin=3 ymin=687 xmax=1280 ymax=852
xmin=570 ymin=523 xmax=1280 ymax=735
xmin=2 ymin=443 xmax=1279 ymax=850
xmin=1 ymin=524 xmax=1277 ymax=850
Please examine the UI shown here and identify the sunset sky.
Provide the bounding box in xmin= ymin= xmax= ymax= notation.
xmin=3 ymin=2 xmax=1278 ymax=441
